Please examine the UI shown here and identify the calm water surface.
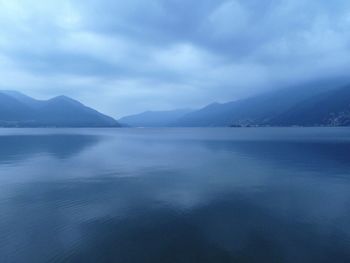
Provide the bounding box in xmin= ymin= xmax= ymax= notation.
xmin=0 ymin=128 xmax=350 ymax=263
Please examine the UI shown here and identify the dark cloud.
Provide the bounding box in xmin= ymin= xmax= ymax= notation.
xmin=0 ymin=0 xmax=349 ymax=117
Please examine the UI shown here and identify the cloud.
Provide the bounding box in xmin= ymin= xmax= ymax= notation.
xmin=207 ymin=0 xmax=249 ymax=39
xmin=0 ymin=0 xmax=350 ymax=117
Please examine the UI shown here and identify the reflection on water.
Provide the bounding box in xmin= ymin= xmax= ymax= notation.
xmin=0 ymin=135 xmax=100 ymax=163
xmin=0 ymin=128 xmax=350 ymax=263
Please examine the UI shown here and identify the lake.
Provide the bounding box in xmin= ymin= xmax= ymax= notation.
xmin=0 ymin=128 xmax=350 ymax=263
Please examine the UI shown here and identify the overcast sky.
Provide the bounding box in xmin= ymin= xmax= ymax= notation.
xmin=0 ymin=0 xmax=350 ymax=117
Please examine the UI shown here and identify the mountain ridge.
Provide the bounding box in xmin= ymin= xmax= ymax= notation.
xmin=172 ymin=84 xmax=350 ymax=127
xmin=0 ymin=91 xmax=120 ymax=127
xmin=119 ymin=109 xmax=193 ymax=127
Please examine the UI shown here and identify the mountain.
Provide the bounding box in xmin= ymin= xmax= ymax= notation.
xmin=0 ymin=91 xmax=120 ymax=127
xmin=174 ymin=85 xmax=330 ymax=127
xmin=119 ymin=109 xmax=193 ymax=127
xmin=0 ymin=90 xmax=43 ymax=108
xmin=174 ymin=82 xmax=350 ymax=127
xmin=0 ymin=92 xmax=34 ymax=122
xmin=269 ymin=85 xmax=350 ymax=126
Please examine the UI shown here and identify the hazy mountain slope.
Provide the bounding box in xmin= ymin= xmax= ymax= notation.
xmin=0 ymin=91 xmax=120 ymax=127
xmin=119 ymin=109 xmax=193 ymax=127
xmin=0 ymin=90 xmax=43 ymax=108
xmin=34 ymin=96 xmax=120 ymax=127
xmin=0 ymin=93 xmax=34 ymax=122
xmin=174 ymin=84 xmax=332 ymax=127
xmin=269 ymin=85 xmax=350 ymax=126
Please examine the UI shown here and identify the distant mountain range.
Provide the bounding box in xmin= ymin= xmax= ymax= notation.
xmin=118 ymin=109 xmax=193 ymax=127
xmin=120 ymin=82 xmax=350 ymax=127
xmin=173 ymin=84 xmax=350 ymax=127
xmin=3 ymin=82 xmax=350 ymax=128
xmin=0 ymin=91 xmax=120 ymax=127
xmin=269 ymin=85 xmax=350 ymax=126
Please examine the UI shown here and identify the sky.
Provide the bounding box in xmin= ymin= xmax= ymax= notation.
xmin=0 ymin=0 xmax=350 ymax=118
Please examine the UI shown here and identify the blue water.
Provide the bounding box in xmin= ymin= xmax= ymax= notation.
xmin=0 ymin=128 xmax=350 ymax=263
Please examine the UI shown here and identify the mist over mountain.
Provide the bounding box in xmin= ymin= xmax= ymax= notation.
xmin=119 ymin=109 xmax=193 ymax=127
xmin=171 ymin=83 xmax=350 ymax=127
xmin=270 ymin=86 xmax=350 ymax=126
xmin=0 ymin=91 xmax=120 ymax=127
xmin=3 ymin=81 xmax=350 ymax=128
xmin=113 ymin=82 xmax=346 ymax=127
